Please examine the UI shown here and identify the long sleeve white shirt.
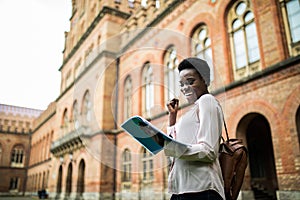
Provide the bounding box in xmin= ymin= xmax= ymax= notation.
xmin=165 ymin=94 xmax=225 ymax=199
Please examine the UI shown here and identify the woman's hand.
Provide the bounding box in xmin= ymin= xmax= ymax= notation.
xmin=166 ymin=98 xmax=179 ymax=126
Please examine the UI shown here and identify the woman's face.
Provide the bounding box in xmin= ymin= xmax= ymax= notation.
xmin=179 ymin=68 xmax=207 ymax=104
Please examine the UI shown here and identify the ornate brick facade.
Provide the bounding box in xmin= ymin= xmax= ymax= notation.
xmin=1 ymin=0 xmax=300 ymax=199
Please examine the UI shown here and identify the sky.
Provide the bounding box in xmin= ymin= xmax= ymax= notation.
xmin=0 ymin=0 xmax=72 ymax=110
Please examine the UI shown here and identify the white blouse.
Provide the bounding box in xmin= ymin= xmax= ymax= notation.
xmin=165 ymin=94 xmax=225 ymax=199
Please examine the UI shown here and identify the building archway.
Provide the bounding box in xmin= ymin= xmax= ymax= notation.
xmin=237 ymin=113 xmax=278 ymax=199
xmin=66 ymin=163 xmax=73 ymax=197
xmin=77 ymin=159 xmax=85 ymax=197
xmin=56 ymin=165 xmax=63 ymax=195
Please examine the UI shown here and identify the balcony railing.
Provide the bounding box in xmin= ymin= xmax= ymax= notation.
xmin=50 ymin=125 xmax=91 ymax=156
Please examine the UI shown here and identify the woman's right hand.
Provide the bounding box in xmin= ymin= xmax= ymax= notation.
xmin=166 ymin=98 xmax=179 ymax=126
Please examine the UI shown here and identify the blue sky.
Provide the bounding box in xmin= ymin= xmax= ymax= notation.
xmin=0 ymin=0 xmax=71 ymax=110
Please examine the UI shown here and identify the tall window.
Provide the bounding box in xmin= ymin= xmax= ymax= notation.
xmin=124 ymin=76 xmax=132 ymax=120
xmin=192 ymin=24 xmax=214 ymax=82
xmin=66 ymin=163 xmax=73 ymax=196
xmin=73 ymin=101 xmax=79 ymax=129
xmin=45 ymin=170 xmax=49 ymax=189
xmin=164 ymin=47 xmax=179 ymax=101
xmin=62 ymin=109 xmax=68 ymax=134
xmin=280 ymin=0 xmax=300 ymax=56
xmin=9 ymin=177 xmax=19 ymax=190
xmin=122 ymin=149 xmax=132 ymax=182
xmin=142 ymin=63 xmax=154 ymax=116
xmin=228 ymin=0 xmax=260 ymax=79
xmin=42 ymin=171 xmax=46 ymax=189
xmin=82 ymin=91 xmax=92 ymax=123
xmin=77 ymin=160 xmax=85 ymax=195
xmin=57 ymin=166 xmax=63 ymax=194
xmin=11 ymin=145 xmax=25 ymax=167
xmin=141 ymin=148 xmax=153 ymax=181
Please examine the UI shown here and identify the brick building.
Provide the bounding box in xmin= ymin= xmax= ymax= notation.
xmin=0 ymin=104 xmax=42 ymax=196
xmin=1 ymin=0 xmax=300 ymax=199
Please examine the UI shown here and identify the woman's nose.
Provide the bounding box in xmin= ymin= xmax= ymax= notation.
xmin=180 ymin=84 xmax=189 ymax=92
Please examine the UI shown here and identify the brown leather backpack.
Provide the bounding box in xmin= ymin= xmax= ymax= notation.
xmin=219 ymin=122 xmax=248 ymax=200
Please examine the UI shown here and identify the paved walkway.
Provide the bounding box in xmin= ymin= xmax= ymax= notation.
xmin=0 ymin=197 xmax=39 ymax=200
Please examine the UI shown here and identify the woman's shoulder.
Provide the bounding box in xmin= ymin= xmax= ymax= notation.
xmin=197 ymin=93 xmax=215 ymax=103
xmin=195 ymin=94 xmax=218 ymax=108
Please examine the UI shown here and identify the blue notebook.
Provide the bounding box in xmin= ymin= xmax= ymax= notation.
xmin=121 ymin=116 xmax=190 ymax=155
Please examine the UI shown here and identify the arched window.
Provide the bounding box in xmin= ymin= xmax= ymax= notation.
xmin=141 ymin=148 xmax=153 ymax=180
xmin=192 ymin=24 xmax=214 ymax=82
xmin=66 ymin=163 xmax=73 ymax=196
xmin=62 ymin=109 xmax=68 ymax=134
xmin=228 ymin=0 xmax=260 ymax=80
xmin=77 ymin=159 xmax=85 ymax=195
xmin=72 ymin=101 xmax=79 ymax=129
xmin=56 ymin=166 xmax=63 ymax=194
xmin=10 ymin=145 xmax=25 ymax=167
xmin=82 ymin=91 xmax=92 ymax=124
xmin=279 ymin=0 xmax=300 ymax=56
xmin=164 ymin=46 xmax=179 ymax=102
xmin=142 ymin=63 xmax=154 ymax=116
xmin=42 ymin=171 xmax=46 ymax=189
xmin=122 ymin=149 xmax=131 ymax=182
xmin=124 ymin=76 xmax=132 ymax=120
xmin=45 ymin=170 xmax=49 ymax=189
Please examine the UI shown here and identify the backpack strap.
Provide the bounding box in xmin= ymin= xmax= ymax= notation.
xmin=217 ymin=100 xmax=230 ymax=142
xmin=220 ymin=105 xmax=229 ymax=142
xmin=223 ymin=120 xmax=229 ymax=141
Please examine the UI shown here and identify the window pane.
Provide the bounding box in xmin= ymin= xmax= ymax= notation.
xmin=197 ymin=52 xmax=205 ymax=60
xmin=198 ymin=29 xmax=207 ymax=40
xmin=83 ymin=92 xmax=91 ymax=122
xmin=73 ymin=102 xmax=79 ymax=129
xmin=124 ymin=77 xmax=132 ymax=119
xmin=233 ymin=19 xmax=242 ymax=30
xmin=192 ymin=25 xmax=214 ymax=82
xmin=149 ymin=160 xmax=153 ymax=179
xmin=244 ymin=12 xmax=254 ymax=22
xmin=236 ymin=2 xmax=247 ymax=16
xmin=170 ymin=49 xmax=176 ymax=59
xmin=204 ymin=38 xmax=211 ymax=47
xmin=196 ymin=44 xmax=203 ymax=52
xmin=168 ymin=70 xmax=174 ymax=99
xmin=287 ymin=0 xmax=299 ymax=14
xmin=165 ymin=47 xmax=179 ymax=100
xmin=287 ymin=0 xmax=300 ymax=43
xmin=143 ymin=161 xmax=147 ymax=179
xmin=145 ymin=66 xmax=153 ymax=111
xmin=233 ymin=29 xmax=247 ymax=68
xmin=204 ymin=48 xmax=214 ymax=82
xmin=246 ymin=22 xmax=260 ymax=63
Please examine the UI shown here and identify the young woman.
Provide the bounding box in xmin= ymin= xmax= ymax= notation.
xmin=165 ymin=57 xmax=225 ymax=200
